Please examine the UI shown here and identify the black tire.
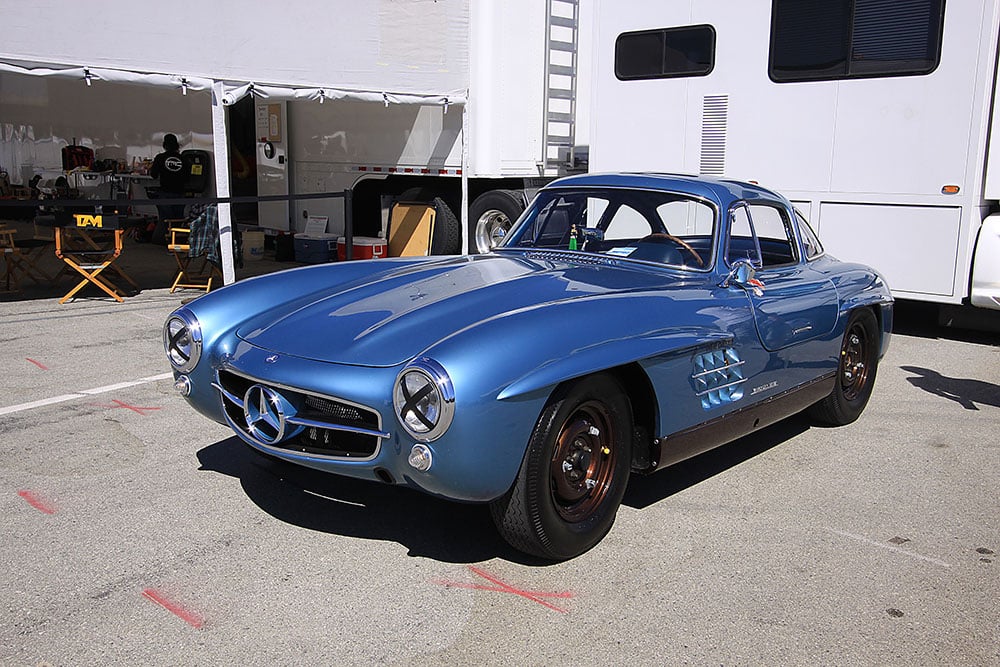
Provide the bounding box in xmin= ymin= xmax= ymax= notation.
xmin=490 ymin=373 xmax=633 ymax=560
xmin=808 ymin=308 xmax=879 ymax=425
xmin=395 ymin=188 xmax=461 ymax=255
xmin=430 ymin=197 xmax=461 ymax=255
xmin=468 ymin=189 xmax=525 ymax=254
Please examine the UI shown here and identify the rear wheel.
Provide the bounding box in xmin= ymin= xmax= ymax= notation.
xmin=808 ymin=308 xmax=879 ymax=425
xmin=490 ymin=374 xmax=633 ymax=560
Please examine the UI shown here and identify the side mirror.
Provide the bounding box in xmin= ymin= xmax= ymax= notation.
xmin=720 ymin=258 xmax=757 ymax=288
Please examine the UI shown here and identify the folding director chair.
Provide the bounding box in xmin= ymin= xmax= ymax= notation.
xmin=167 ymin=206 xmax=222 ymax=293
xmin=53 ymin=214 xmax=140 ymax=303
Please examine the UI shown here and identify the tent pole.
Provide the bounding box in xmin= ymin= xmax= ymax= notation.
xmin=211 ymin=81 xmax=236 ymax=285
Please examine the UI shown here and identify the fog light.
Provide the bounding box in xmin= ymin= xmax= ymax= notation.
xmin=407 ymin=444 xmax=433 ymax=472
xmin=173 ymin=375 xmax=192 ymax=396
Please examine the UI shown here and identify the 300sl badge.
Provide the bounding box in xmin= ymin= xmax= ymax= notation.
xmin=750 ymin=381 xmax=779 ymax=395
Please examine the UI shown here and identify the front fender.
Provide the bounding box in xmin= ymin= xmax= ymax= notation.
xmin=497 ymin=327 xmax=730 ymax=400
xmin=425 ymin=288 xmax=735 ymax=409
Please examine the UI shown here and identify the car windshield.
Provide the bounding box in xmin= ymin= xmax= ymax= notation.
xmin=499 ymin=187 xmax=716 ymax=270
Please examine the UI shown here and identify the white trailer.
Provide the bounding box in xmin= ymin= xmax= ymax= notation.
xmin=0 ymin=0 xmax=585 ymax=269
xmin=589 ymin=0 xmax=1000 ymax=310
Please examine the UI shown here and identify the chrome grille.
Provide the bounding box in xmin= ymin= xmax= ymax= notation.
xmin=215 ymin=368 xmax=388 ymax=460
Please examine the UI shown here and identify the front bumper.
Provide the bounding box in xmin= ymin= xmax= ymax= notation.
xmin=174 ymin=339 xmax=534 ymax=502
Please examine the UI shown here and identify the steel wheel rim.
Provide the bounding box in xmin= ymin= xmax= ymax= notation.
xmin=549 ymin=401 xmax=616 ymax=522
xmin=840 ymin=322 xmax=870 ymax=401
xmin=474 ymin=210 xmax=511 ymax=253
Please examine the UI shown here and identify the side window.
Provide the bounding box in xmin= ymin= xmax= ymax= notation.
xmin=796 ymin=210 xmax=824 ymax=260
xmin=615 ymin=25 xmax=716 ymax=80
xmin=748 ymin=205 xmax=798 ymax=267
xmin=604 ymin=204 xmax=651 ymax=240
xmin=769 ymin=0 xmax=944 ymax=82
xmin=727 ymin=204 xmax=798 ymax=267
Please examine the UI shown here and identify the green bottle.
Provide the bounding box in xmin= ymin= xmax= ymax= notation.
xmin=569 ymin=224 xmax=578 ymax=250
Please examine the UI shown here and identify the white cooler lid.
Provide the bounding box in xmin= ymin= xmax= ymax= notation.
xmin=295 ymin=233 xmax=339 ymax=240
xmin=337 ymin=236 xmax=385 ymax=245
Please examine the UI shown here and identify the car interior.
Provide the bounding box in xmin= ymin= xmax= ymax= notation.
xmin=507 ymin=189 xmax=717 ymax=270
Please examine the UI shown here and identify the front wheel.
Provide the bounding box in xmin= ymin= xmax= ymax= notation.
xmin=808 ymin=308 xmax=880 ymax=425
xmin=490 ymin=374 xmax=633 ymax=560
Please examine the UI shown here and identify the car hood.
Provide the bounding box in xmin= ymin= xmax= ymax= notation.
xmin=236 ymin=252 xmax=689 ymax=367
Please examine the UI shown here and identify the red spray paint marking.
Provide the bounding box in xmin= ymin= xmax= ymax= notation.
xmin=90 ymin=400 xmax=162 ymax=416
xmin=142 ymin=588 xmax=205 ymax=629
xmin=433 ymin=566 xmax=573 ymax=613
xmin=26 ymin=358 xmax=49 ymax=370
xmin=17 ymin=490 xmax=56 ymax=514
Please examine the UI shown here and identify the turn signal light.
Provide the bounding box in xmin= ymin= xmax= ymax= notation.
xmin=941 ymin=185 xmax=960 ymax=194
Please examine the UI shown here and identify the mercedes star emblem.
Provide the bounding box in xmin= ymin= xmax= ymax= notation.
xmin=243 ymin=384 xmax=287 ymax=444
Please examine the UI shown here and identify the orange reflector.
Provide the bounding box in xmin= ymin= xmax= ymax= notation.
xmin=941 ymin=185 xmax=960 ymax=194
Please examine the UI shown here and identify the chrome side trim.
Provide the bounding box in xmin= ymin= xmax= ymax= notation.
xmin=691 ymin=359 xmax=745 ymax=379
xmin=693 ymin=377 xmax=748 ymax=397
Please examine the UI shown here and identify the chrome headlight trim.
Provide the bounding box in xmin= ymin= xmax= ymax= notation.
xmin=393 ymin=357 xmax=455 ymax=442
xmin=163 ymin=312 xmax=203 ymax=373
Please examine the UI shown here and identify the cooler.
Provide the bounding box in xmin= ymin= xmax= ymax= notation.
xmin=295 ymin=233 xmax=338 ymax=263
xmin=338 ymin=236 xmax=386 ymax=261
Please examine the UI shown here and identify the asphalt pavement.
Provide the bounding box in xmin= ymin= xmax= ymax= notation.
xmin=1 ymin=286 xmax=997 ymax=666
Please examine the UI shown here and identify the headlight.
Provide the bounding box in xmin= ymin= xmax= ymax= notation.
xmin=163 ymin=312 xmax=202 ymax=372
xmin=393 ymin=357 xmax=455 ymax=442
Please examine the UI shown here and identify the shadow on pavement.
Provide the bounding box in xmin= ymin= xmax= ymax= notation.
xmin=197 ymin=415 xmax=813 ymax=563
xmin=892 ymin=299 xmax=1000 ymax=345
xmin=900 ymin=365 xmax=1000 ymax=411
xmin=196 ymin=436 xmax=542 ymax=565
xmin=623 ymin=413 xmax=811 ymax=510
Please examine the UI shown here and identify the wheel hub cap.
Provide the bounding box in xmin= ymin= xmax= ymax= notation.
xmin=549 ymin=403 xmax=616 ymax=522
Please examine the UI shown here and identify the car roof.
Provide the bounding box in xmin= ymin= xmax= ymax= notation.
xmin=545 ymin=172 xmax=788 ymax=208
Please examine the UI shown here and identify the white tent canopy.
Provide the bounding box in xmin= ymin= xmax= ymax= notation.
xmin=0 ymin=0 xmax=472 ymax=286
xmin=0 ymin=0 xmax=470 ymax=100
xmin=0 ymin=60 xmax=466 ymax=107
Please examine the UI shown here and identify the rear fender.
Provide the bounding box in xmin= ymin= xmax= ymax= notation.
xmin=832 ymin=268 xmax=893 ymax=359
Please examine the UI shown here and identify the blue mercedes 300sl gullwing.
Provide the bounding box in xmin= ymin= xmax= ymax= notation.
xmin=164 ymin=173 xmax=892 ymax=560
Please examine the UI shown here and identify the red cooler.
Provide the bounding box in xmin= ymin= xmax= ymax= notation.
xmin=338 ymin=236 xmax=386 ymax=260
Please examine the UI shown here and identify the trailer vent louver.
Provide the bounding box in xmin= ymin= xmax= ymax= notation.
xmin=700 ymin=95 xmax=729 ymax=176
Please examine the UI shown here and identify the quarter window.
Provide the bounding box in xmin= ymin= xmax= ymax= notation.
xmin=615 ymin=25 xmax=716 ymax=80
xmin=769 ymin=0 xmax=945 ymax=82
xmin=796 ymin=210 xmax=824 ymax=260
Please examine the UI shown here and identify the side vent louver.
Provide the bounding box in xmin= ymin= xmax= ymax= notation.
xmin=692 ymin=347 xmax=745 ymax=409
xmin=700 ymin=95 xmax=729 ymax=176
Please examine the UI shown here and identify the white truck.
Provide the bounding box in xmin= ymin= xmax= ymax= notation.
xmin=0 ymin=0 xmax=586 ymax=262
xmin=588 ymin=0 xmax=1000 ymax=311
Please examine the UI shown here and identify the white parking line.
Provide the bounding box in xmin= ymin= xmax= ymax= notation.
xmin=0 ymin=372 xmax=173 ymax=417
xmin=825 ymin=527 xmax=952 ymax=568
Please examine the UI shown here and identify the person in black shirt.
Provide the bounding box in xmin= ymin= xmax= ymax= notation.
xmin=149 ymin=133 xmax=189 ymax=244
